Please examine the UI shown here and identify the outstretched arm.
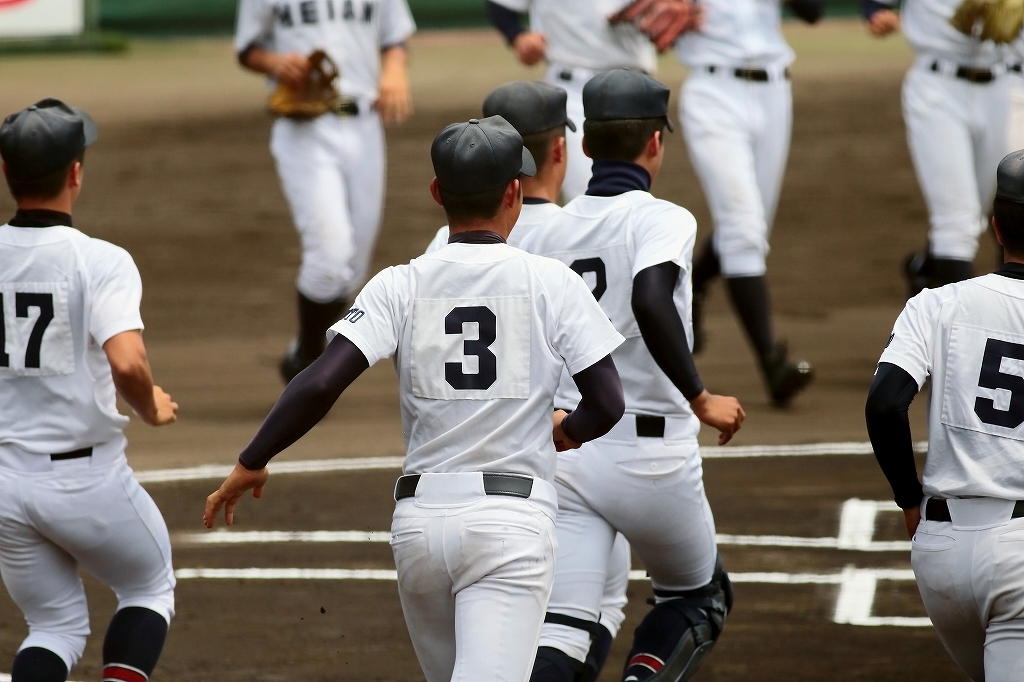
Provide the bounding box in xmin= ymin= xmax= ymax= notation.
xmin=104 ymin=330 xmax=177 ymax=427
xmin=554 ymin=355 xmax=625 ymax=450
xmin=487 ymin=1 xmax=547 ymax=65
xmin=632 ymin=262 xmax=744 ymax=444
xmin=238 ymin=45 xmax=311 ymax=88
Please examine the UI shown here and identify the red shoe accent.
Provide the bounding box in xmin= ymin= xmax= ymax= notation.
xmin=626 ymin=653 xmax=665 ymax=674
xmin=102 ymin=663 xmax=148 ymax=682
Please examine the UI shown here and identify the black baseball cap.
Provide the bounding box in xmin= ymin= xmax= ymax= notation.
xmin=431 ymin=116 xmax=537 ymax=195
xmin=997 ymin=150 xmax=1024 ymax=203
xmin=0 ymin=98 xmax=98 ymax=181
xmin=583 ymin=69 xmax=674 ymax=132
xmin=483 ymin=81 xmax=577 ymax=135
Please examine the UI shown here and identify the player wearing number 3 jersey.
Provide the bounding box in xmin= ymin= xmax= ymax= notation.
xmin=866 ymin=150 xmax=1024 ymax=681
xmin=0 ymin=100 xmax=178 ymax=682
xmin=204 ymin=116 xmax=626 ymax=682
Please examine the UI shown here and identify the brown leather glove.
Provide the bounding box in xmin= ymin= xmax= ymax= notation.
xmin=950 ymin=0 xmax=1024 ymax=44
xmin=268 ymin=50 xmax=348 ymax=119
xmin=609 ymin=0 xmax=702 ymax=52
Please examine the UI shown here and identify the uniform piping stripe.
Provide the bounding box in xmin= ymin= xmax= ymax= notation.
xmin=626 ymin=653 xmax=664 ymax=673
xmin=102 ymin=663 xmax=148 ymax=682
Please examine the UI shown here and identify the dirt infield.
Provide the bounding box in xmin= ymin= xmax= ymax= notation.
xmin=0 ymin=21 xmax=982 ymax=681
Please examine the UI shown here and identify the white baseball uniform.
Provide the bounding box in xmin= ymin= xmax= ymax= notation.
xmin=329 ymin=240 xmax=623 ymax=682
xmin=874 ymin=0 xmax=1011 ymax=261
xmin=424 ymin=200 xmax=561 ymax=254
xmin=1006 ymin=40 xmax=1024 ymax=152
xmin=0 ymin=222 xmax=175 ymax=672
xmin=518 ymin=190 xmax=719 ymax=663
xmin=879 ymin=269 xmax=1024 ymax=681
xmin=235 ymin=0 xmax=416 ymax=303
xmin=489 ymin=0 xmax=656 ymax=201
xmin=674 ymin=0 xmax=793 ymax=278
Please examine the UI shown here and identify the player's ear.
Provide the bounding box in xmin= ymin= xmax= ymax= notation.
xmin=429 ymin=177 xmax=444 ymax=207
xmin=68 ymin=161 xmax=84 ymax=190
xmin=581 ymin=137 xmax=592 ymax=159
xmin=504 ymin=178 xmax=521 ymax=208
xmin=553 ymin=137 xmax=567 ymax=165
xmin=647 ymin=130 xmax=662 ymax=159
xmin=991 ymin=215 xmax=1005 ymax=248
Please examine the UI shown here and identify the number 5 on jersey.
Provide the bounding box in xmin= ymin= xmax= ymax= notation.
xmin=0 ymin=282 xmax=74 ymax=376
xmin=410 ymin=296 xmax=531 ymax=400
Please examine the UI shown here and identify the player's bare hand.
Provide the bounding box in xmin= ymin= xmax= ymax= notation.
xmin=146 ymin=385 xmax=178 ymax=426
xmin=610 ymin=0 xmax=702 ymax=51
xmin=689 ymin=390 xmax=745 ymax=445
xmin=203 ymin=463 xmax=269 ymax=529
xmin=903 ymin=504 xmax=921 ymax=539
xmin=376 ymin=65 xmax=413 ymax=125
xmin=866 ymin=9 xmax=900 ymax=37
xmin=272 ymin=52 xmax=312 ymax=88
xmin=553 ymin=409 xmax=582 ymax=451
xmin=512 ymin=32 xmax=547 ymax=66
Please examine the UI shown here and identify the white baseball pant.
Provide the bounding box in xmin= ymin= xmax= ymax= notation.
xmin=389 ymin=472 xmax=559 ymax=682
xmin=902 ymin=57 xmax=1009 ymax=261
xmin=912 ymin=497 xmax=1024 ymax=682
xmin=546 ymin=64 xmax=597 ymax=202
xmin=680 ymin=68 xmax=792 ymax=278
xmin=1008 ymin=72 xmax=1024 ymax=153
xmin=0 ymin=440 xmax=175 ymax=671
xmin=271 ymin=106 xmax=387 ymax=303
xmin=539 ymin=416 xmax=718 ymax=662
xmin=600 ymin=533 xmax=631 ymax=638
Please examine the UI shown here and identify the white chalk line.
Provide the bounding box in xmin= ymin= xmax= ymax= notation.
xmin=135 ymin=442 xmax=929 ymax=485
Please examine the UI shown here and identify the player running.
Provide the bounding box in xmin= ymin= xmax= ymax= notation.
xmin=204 ymin=116 xmax=626 ymax=682
xmin=677 ymin=0 xmax=821 ymax=406
xmin=0 ymin=100 xmax=178 ymax=682
xmin=518 ymin=70 xmax=745 ymax=682
xmin=866 ymin=150 xmax=1024 ymax=681
xmin=234 ymin=0 xmax=416 ymax=382
xmin=865 ymin=0 xmax=1018 ymax=293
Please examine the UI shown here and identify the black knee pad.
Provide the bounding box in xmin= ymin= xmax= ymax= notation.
xmin=578 ymin=624 xmax=614 ymax=682
xmin=12 ymin=647 xmax=68 ymax=682
xmin=532 ymin=646 xmax=585 ymax=682
xmin=102 ymin=606 xmax=169 ymax=678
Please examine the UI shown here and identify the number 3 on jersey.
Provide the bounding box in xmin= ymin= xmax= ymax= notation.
xmin=0 ymin=282 xmax=74 ymax=376
xmin=411 ymin=296 xmax=531 ymax=400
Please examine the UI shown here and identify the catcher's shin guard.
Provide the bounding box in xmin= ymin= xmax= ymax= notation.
xmin=622 ymin=559 xmax=732 ymax=682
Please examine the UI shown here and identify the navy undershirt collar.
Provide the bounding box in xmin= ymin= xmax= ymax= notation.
xmin=523 ymin=197 xmax=551 ymax=205
xmin=585 ymin=159 xmax=652 ymax=197
xmin=9 ymin=208 xmax=72 ymax=228
xmin=996 ymin=262 xmax=1024 ymax=280
xmin=447 ymin=230 xmax=506 ymax=245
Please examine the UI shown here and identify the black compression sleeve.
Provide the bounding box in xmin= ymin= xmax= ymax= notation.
xmin=862 ymin=0 xmax=892 ymax=20
xmin=865 ymin=362 xmax=923 ymax=509
xmin=561 ymin=355 xmax=625 ymax=443
xmin=789 ymin=0 xmax=824 ymax=23
xmin=238 ymin=335 xmax=370 ymax=470
xmin=632 ymin=262 xmax=706 ymax=401
xmin=487 ymin=0 xmax=526 ymax=44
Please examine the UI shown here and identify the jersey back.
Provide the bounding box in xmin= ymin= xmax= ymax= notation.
xmin=424 ymin=202 xmax=562 ymax=254
xmin=518 ymin=191 xmax=699 ymax=430
xmin=880 ymin=274 xmax=1024 ymax=499
xmin=330 ymin=243 xmax=623 ymax=480
xmin=0 ymin=225 xmax=143 ymax=454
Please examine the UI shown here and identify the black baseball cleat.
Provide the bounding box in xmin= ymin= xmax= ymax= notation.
xmin=762 ymin=343 xmax=813 ymax=407
xmin=279 ymin=340 xmax=315 ymax=384
xmin=903 ymin=250 xmax=932 ymax=299
xmin=691 ymin=291 xmax=707 ymax=355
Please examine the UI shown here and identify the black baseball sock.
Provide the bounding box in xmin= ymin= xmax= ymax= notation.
xmin=578 ymin=624 xmax=614 ymax=682
xmin=724 ymin=275 xmax=775 ymax=364
xmin=11 ymin=647 xmax=68 ymax=682
xmin=930 ymin=257 xmax=974 ymax=286
xmin=530 ymin=646 xmax=584 ymax=682
xmin=296 ymin=292 xmax=348 ymax=362
xmin=102 ymin=607 xmax=168 ymax=682
xmin=691 ymin=237 xmax=720 ymax=296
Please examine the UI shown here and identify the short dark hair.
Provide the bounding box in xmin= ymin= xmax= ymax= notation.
xmin=993 ymin=197 xmax=1024 ymax=256
xmin=521 ymin=126 xmax=565 ymax=173
xmin=439 ymin=180 xmax=513 ymax=223
xmin=4 ymin=149 xmax=84 ymax=202
xmin=583 ymin=117 xmax=666 ymax=161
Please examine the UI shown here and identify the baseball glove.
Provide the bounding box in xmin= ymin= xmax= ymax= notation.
xmin=950 ymin=0 xmax=1024 ymax=44
xmin=609 ymin=0 xmax=702 ymax=52
xmin=268 ymin=50 xmax=351 ymax=119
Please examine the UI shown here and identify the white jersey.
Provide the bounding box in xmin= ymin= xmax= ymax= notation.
xmin=874 ymin=0 xmax=1003 ymax=66
xmin=879 ymin=272 xmax=1024 ymax=500
xmin=674 ymin=0 xmax=794 ymax=70
xmin=424 ymin=201 xmax=561 ymax=254
xmin=234 ymin=0 xmax=416 ymax=101
xmin=0 ymin=225 xmax=143 ymax=455
xmin=518 ymin=190 xmax=700 ymax=433
xmin=491 ymin=0 xmax=656 ymax=72
xmin=329 ymin=242 xmax=624 ymax=480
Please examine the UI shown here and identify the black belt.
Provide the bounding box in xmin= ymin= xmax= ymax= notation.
xmin=50 ymin=447 xmax=92 ymax=461
xmin=931 ymin=61 xmax=995 ymax=83
xmin=706 ymin=66 xmax=790 ymax=82
xmin=394 ymin=473 xmax=534 ymax=501
xmin=1012 ymin=63 xmax=1023 ymax=74
xmin=925 ymin=498 xmax=1024 ymax=522
xmin=635 ymin=415 xmax=665 ymax=438
xmin=332 ymin=98 xmax=360 ymax=116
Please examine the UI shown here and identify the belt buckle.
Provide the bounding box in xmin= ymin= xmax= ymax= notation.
xmin=331 ymin=97 xmax=360 ymax=117
xmin=559 ymin=69 xmax=573 ymax=82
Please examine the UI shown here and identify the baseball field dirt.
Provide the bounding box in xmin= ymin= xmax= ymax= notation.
xmin=0 ymin=20 xmax=985 ymax=681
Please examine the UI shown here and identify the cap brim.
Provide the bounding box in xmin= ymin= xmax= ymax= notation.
xmin=520 ymin=147 xmax=537 ymax=177
xmin=565 ymin=117 xmax=577 ymax=133
xmin=665 ymin=118 xmax=675 ymax=133
xmin=73 ymin=107 xmax=98 ymax=146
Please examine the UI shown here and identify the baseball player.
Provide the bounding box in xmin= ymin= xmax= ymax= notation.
xmin=234 ymin=0 xmax=416 ymax=382
xmin=485 ymin=0 xmax=697 ymax=201
xmin=0 ymin=100 xmax=178 ymax=682
xmin=1007 ymin=39 xmax=1024 ymax=152
xmin=865 ymin=0 xmax=1017 ymax=294
xmin=677 ymin=0 xmax=820 ymax=407
xmin=865 ymin=150 xmax=1024 ymax=681
xmin=204 ymin=116 xmax=627 ymax=682
xmin=518 ymin=70 xmax=745 ymax=682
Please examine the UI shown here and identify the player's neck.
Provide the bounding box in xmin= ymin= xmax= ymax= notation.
xmin=1005 ymin=253 xmax=1024 ymax=266
xmin=17 ymin=192 xmax=74 ymax=215
xmin=448 ymin=216 xmax=512 ymax=241
xmin=521 ymin=174 xmax=559 ymax=204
